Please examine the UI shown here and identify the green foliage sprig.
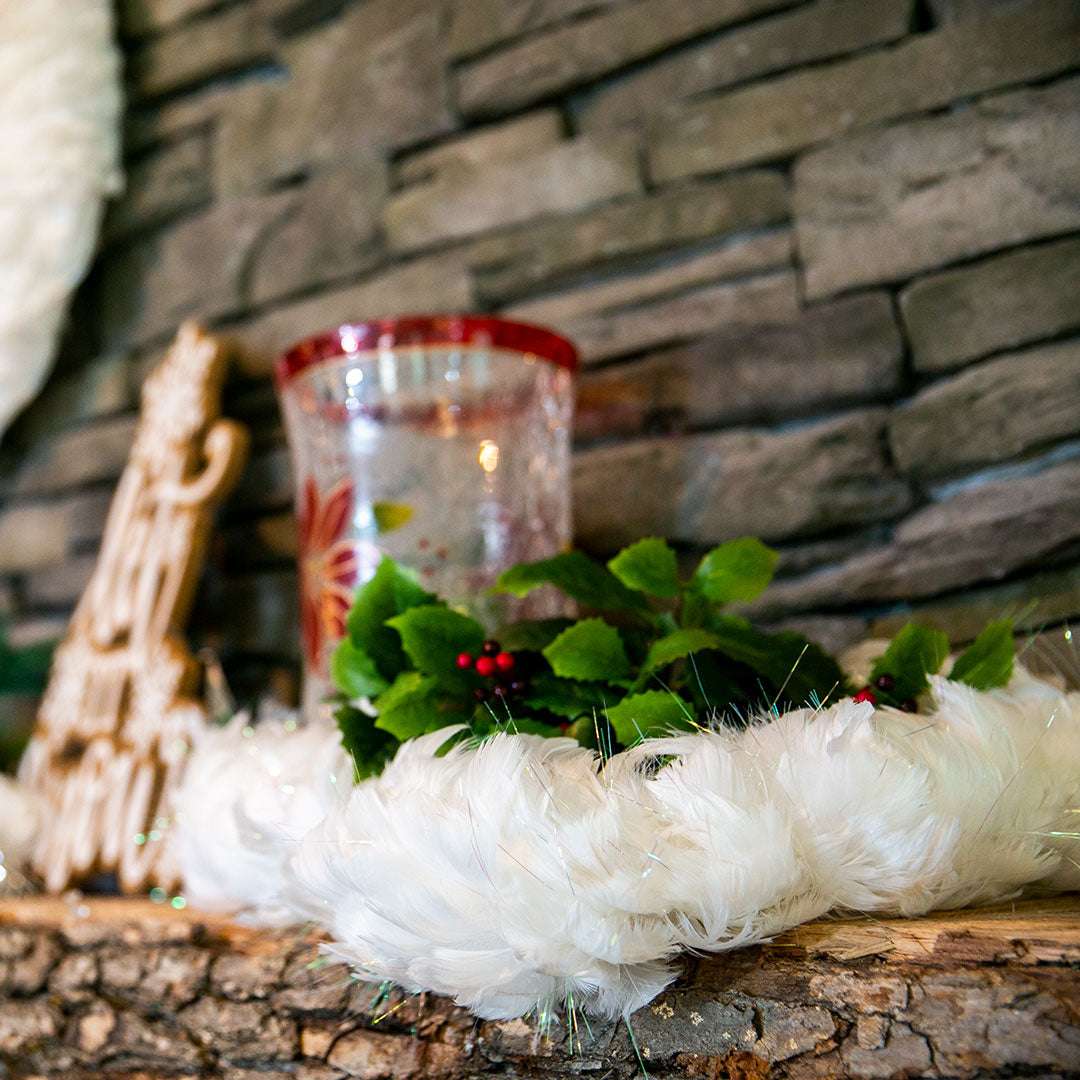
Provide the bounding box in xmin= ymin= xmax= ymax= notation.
xmin=330 ymin=537 xmax=849 ymax=776
xmin=329 ymin=539 xmax=1019 ymax=779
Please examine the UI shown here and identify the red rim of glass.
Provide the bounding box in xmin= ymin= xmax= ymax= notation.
xmin=275 ymin=315 xmax=579 ymax=386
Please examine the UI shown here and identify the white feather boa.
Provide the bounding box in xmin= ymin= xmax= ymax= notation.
xmin=174 ymin=669 xmax=1080 ymax=1019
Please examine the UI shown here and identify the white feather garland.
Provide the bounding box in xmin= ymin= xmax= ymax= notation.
xmin=174 ymin=669 xmax=1080 ymax=1020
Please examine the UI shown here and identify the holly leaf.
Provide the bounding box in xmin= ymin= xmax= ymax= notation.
xmin=605 ymin=690 xmax=696 ymax=745
xmin=372 ymin=500 xmax=414 ymax=533
xmin=949 ymin=619 xmax=1014 ymax=690
xmin=386 ymin=606 xmax=486 ymax=680
xmin=639 ymin=628 xmax=723 ymax=679
xmin=372 ymin=671 xmax=442 ymax=740
xmin=694 ymin=538 xmax=778 ymax=606
xmin=504 ymin=717 xmax=567 ymax=738
xmin=345 ymin=557 xmax=439 ymax=679
xmin=330 ymin=637 xmax=390 ymax=699
xmin=493 ymin=551 xmax=651 ymax=616
xmin=542 ymin=618 xmax=631 ymax=681
xmin=606 ymin=538 xmax=680 ymax=598
xmin=498 ymin=618 xmax=574 ymax=653
xmin=523 ymin=674 xmax=611 ymax=719
xmin=870 ymin=624 xmax=949 ymax=701
xmin=708 ymin=616 xmax=848 ymax=708
xmin=335 ymin=704 xmax=397 ymax=780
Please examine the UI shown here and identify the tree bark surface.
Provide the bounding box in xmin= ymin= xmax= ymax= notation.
xmin=0 ymin=894 xmax=1077 ymax=1079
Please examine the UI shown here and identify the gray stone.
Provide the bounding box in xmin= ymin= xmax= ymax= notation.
xmin=868 ymin=564 xmax=1080 ymax=643
xmin=890 ymin=341 xmax=1080 ymax=477
xmin=216 ymin=0 xmax=453 ymax=195
xmin=104 ymin=133 xmax=212 ymax=240
xmin=231 ymin=256 xmax=474 ymax=377
xmin=250 ymin=161 xmax=389 ymax=306
xmin=212 ymin=952 xmax=288 ymax=1000
xmin=384 ymin=135 xmax=641 ymax=252
xmin=103 ymin=194 xmax=294 ymax=348
xmin=129 ymin=4 xmax=276 ymax=98
xmin=841 ymin=1022 xmax=932 ymax=1079
xmin=271 ymin=954 xmax=353 ymax=1015
xmin=470 ymin=171 xmax=788 ymax=302
xmin=548 ymin=269 xmax=800 ymax=364
xmin=133 ymin=947 xmax=212 ymax=1005
xmin=118 ymin=0 xmax=224 ymax=37
xmin=47 ymin=951 xmax=98 ymax=1003
xmin=509 ymin=230 xmax=792 ymax=329
xmin=455 ymin=0 xmax=795 ymax=117
xmin=394 ymin=111 xmax=564 ymax=187
xmin=746 ymin=457 xmax=1080 ymax=615
xmin=651 ymin=0 xmax=1080 ymax=182
xmin=753 ymin=1002 xmax=835 ymax=1061
xmin=0 ymin=502 xmax=73 ymax=572
xmin=11 ymin=416 xmax=137 ymax=497
xmin=0 ymin=999 xmax=62 ymax=1055
xmin=629 ymin=991 xmax=756 ymax=1058
xmin=576 ymin=291 xmax=901 ymax=436
xmin=447 ymin=0 xmax=621 ymax=60
xmin=327 ymin=1028 xmax=424 ymax=1077
xmin=573 ymin=410 xmax=912 ymax=551
xmin=178 ymin=996 xmax=299 ymax=1059
xmin=900 ymin=236 xmax=1080 ymax=372
xmin=6 ymin=934 xmax=61 ymax=995
xmin=579 ymin=0 xmax=913 ymax=132
xmin=794 ymin=74 xmax=1080 ymax=299
xmin=109 ymin=1011 xmax=203 ymax=1068
xmin=20 ymin=555 xmax=96 ymax=607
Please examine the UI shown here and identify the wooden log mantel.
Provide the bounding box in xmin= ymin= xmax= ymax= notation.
xmin=0 ymin=896 xmax=1077 ymax=1079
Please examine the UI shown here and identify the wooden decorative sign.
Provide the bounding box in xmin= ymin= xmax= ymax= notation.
xmin=19 ymin=322 xmax=249 ymax=893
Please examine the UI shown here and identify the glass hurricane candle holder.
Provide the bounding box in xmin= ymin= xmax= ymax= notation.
xmin=274 ymin=315 xmax=577 ymax=715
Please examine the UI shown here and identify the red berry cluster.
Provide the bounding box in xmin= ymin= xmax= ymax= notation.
xmin=457 ymin=640 xmax=530 ymax=704
xmin=852 ymin=673 xmax=917 ymax=712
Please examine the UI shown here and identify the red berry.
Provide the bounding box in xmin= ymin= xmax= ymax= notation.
xmin=475 ymin=655 xmax=496 ymax=677
xmin=495 ymin=651 xmax=515 ymax=672
xmin=853 ymin=687 xmax=877 ymax=706
xmin=898 ymin=698 xmax=918 ymax=713
xmin=481 ymin=640 xmax=500 ymax=656
xmin=875 ymin=673 xmax=896 ymax=693
xmin=456 ymin=652 xmax=474 ymax=670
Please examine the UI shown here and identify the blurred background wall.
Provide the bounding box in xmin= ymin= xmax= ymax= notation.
xmin=1 ymin=0 xmax=1079 ymax=717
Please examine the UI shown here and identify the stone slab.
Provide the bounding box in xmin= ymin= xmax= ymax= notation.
xmin=794 ymin=74 xmax=1080 ymax=298
xmin=889 ymin=340 xmax=1080 ymax=477
xmin=900 ymin=236 xmax=1080 ymax=373
xmin=573 ymin=409 xmax=912 ymax=551
xmin=11 ymin=416 xmax=137 ymax=498
xmin=576 ymin=291 xmax=901 ymax=437
xmin=651 ymin=0 xmax=1080 ymax=182
xmin=118 ymin=0 xmax=225 ymax=38
xmin=745 ymin=458 xmax=1080 ymax=615
xmin=470 ymin=171 xmax=788 ymax=302
xmin=456 ymin=0 xmax=796 ymax=116
xmin=384 ymin=135 xmax=642 ymax=252
xmin=102 ymin=194 xmax=294 ymax=349
xmin=0 ymin=503 xmax=73 ymax=574
xmin=231 ymin=256 xmax=474 ymax=376
xmin=216 ymin=0 xmax=453 ymax=195
xmin=579 ymin=0 xmax=912 ymax=132
xmin=394 ymin=111 xmax=564 ymax=187
xmin=129 ymin=4 xmax=276 ymax=98
xmin=447 ymin=0 xmax=621 ymax=61
xmin=250 ymin=160 xmax=389 ymax=306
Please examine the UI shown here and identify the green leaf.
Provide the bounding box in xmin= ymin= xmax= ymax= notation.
xmin=372 ymin=671 xmax=441 ymax=740
xmin=606 ymin=538 xmax=680 ymax=598
xmin=493 ymin=551 xmax=651 ymax=616
xmin=870 ymin=624 xmax=950 ymax=701
xmin=708 ymin=616 xmax=849 ymax=708
xmin=639 ymin=628 xmax=723 ymax=678
xmin=522 ymin=675 xmax=610 ymax=719
xmin=949 ymin=619 xmax=1014 ymax=690
xmin=605 ymin=690 xmax=696 ymax=745
xmin=542 ymin=618 xmax=631 ymax=681
xmin=385 ymin=606 xmax=486 ymax=680
xmin=503 ymin=717 xmax=566 ymax=738
xmin=694 ymin=538 xmax=778 ymax=606
xmin=345 ymin=557 xmax=439 ymax=679
xmin=372 ymin=500 xmax=414 ymax=533
xmin=335 ymin=704 xmax=397 ymax=780
xmin=330 ymin=638 xmax=390 ymax=699
xmin=497 ymin=618 xmax=574 ymax=653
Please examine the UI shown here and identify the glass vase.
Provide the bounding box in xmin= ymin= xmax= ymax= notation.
xmin=274 ymin=315 xmax=577 ymax=716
